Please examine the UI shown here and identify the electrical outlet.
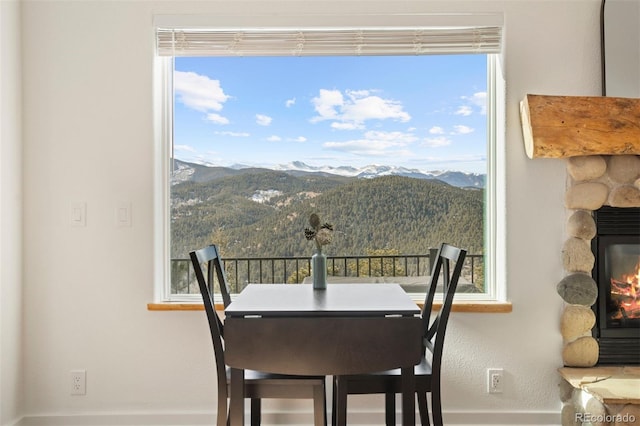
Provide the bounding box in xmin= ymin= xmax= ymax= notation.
xmin=70 ymin=370 xmax=86 ymax=395
xmin=487 ymin=368 xmax=503 ymax=393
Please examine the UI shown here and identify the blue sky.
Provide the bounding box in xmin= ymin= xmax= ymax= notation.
xmin=173 ymin=54 xmax=488 ymax=174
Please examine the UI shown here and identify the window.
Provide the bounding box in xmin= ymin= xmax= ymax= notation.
xmin=154 ymin=21 xmax=504 ymax=303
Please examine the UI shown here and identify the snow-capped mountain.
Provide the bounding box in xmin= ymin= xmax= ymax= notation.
xmin=272 ymin=161 xmax=485 ymax=188
xmin=172 ymin=159 xmax=485 ymax=188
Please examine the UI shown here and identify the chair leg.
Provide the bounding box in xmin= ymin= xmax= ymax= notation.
xmin=417 ymin=392 xmax=430 ymax=426
xmin=384 ymin=392 xmax=396 ymax=426
xmin=250 ymin=398 xmax=261 ymax=426
xmin=333 ymin=377 xmax=348 ymax=426
xmin=331 ymin=377 xmax=336 ymax=426
xmin=313 ymin=382 xmax=327 ymax=426
xmin=431 ymin=388 xmax=443 ymax=426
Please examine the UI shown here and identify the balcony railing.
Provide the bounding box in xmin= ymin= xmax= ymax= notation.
xmin=171 ymin=251 xmax=484 ymax=295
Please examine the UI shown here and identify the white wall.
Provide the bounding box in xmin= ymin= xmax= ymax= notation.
xmin=604 ymin=0 xmax=640 ymax=97
xmin=16 ymin=1 xmax=602 ymax=425
xmin=1 ymin=0 xmax=24 ymax=425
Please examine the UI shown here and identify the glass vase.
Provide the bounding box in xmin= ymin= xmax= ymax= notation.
xmin=312 ymin=252 xmax=327 ymax=290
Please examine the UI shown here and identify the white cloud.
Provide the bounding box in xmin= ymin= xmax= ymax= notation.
xmin=455 ymin=105 xmax=473 ymax=116
xmin=323 ymin=130 xmax=416 ymax=157
xmin=311 ymin=88 xmax=410 ymax=129
xmin=364 ymin=130 xmax=417 ymax=144
xmin=342 ymin=93 xmax=411 ymax=123
xmin=331 ymin=122 xmax=363 ymax=130
xmin=256 ymin=114 xmax=272 ymax=126
xmin=216 ymin=131 xmax=250 ymax=137
xmin=348 ymin=89 xmax=371 ymax=97
xmin=466 ymin=91 xmax=487 ymax=115
xmin=429 ymin=126 xmax=445 ymax=135
xmin=311 ymin=89 xmax=343 ymax=121
xmin=286 ymin=98 xmax=296 ymax=107
xmin=174 ymin=71 xmax=229 ymax=113
xmin=206 ymin=113 xmax=230 ymax=125
xmin=451 ymin=125 xmax=474 ymax=135
xmin=268 ymin=135 xmax=307 ymax=143
xmin=423 ymin=136 xmax=452 ymax=148
xmin=324 ymin=140 xmax=408 ymax=157
xmin=174 ymin=144 xmax=197 ymax=152
xmin=456 ymin=91 xmax=487 ymax=116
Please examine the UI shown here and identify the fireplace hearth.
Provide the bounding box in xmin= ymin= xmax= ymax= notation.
xmin=591 ymin=206 xmax=640 ymax=365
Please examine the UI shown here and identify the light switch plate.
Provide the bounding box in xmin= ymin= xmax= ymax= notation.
xmin=70 ymin=202 xmax=86 ymax=227
xmin=116 ymin=201 xmax=132 ymax=227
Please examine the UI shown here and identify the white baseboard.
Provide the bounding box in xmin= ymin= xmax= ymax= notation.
xmin=11 ymin=413 xmax=214 ymax=426
xmin=11 ymin=410 xmax=560 ymax=426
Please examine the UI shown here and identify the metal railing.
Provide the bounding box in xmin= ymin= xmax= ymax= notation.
xmin=171 ymin=251 xmax=484 ymax=295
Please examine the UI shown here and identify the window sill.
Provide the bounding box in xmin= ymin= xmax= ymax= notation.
xmin=147 ymin=300 xmax=512 ymax=313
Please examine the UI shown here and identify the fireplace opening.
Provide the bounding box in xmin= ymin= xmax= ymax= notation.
xmin=602 ymin=238 xmax=640 ymax=326
xmin=592 ymin=207 xmax=640 ymax=365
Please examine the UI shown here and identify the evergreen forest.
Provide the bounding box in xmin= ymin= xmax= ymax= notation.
xmin=170 ymin=169 xmax=484 ymax=260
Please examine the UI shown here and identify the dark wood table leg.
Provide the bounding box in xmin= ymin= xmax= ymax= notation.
xmin=334 ymin=376 xmax=347 ymax=426
xmin=401 ymin=367 xmax=415 ymax=426
xmin=229 ymin=367 xmax=244 ymax=426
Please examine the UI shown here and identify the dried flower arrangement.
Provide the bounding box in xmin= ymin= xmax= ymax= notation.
xmin=304 ymin=213 xmax=333 ymax=253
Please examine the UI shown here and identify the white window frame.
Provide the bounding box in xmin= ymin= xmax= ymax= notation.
xmin=153 ymin=15 xmax=506 ymax=303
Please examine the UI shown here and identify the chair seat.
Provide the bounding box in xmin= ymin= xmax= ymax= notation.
xmin=227 ymin=367 xmax=325 ymax=384
xmin=335 ymin=358 xmax=433 ymax=395
xmin=227 ymin=367 xmax=326 ymax=401
xmin=346 ymin=357 xmax=433 ymax=378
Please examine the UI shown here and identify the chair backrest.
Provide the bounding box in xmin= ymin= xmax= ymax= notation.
xmin=420 ymin=243 xmax=467 ymax=373
xmin=191 ymin=244 xmax=232 ymax=308
xmin=189 ymin=244 xmax=232 ymax=425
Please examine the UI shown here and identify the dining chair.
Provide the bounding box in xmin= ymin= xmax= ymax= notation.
xmin=190 ymin=244 xmax=327 ymax=426
xmin=332 ymin=243 xmax=467 ymax=426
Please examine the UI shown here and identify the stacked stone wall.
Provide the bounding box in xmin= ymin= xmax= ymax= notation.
xmin=560 ymin=154 xmax=640 ymax=367
xmin=559 ymin=155 xmax=640 ymax=426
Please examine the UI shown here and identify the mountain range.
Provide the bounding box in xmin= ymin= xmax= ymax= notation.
xmin=171 ymin=159 xmax=485 ymax=189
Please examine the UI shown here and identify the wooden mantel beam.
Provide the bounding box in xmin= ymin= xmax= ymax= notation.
xmin=520 ymin=94 xmax=640 ymax=158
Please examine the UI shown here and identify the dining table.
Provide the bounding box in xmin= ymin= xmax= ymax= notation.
xmin=223 ymin=283 xmax=422 ymax=426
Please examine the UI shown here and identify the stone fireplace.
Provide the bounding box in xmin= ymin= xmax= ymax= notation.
xmin=558 ymin=155 xmax=640 ymax=426
xmin=520 ymin=93 xmax=640 ymax=425
xmin=559 ymin=154 xmax=640 ymax=367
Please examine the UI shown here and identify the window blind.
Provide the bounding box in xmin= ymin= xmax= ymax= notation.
xmin=156 ymin=27 xmax=502 ymax=57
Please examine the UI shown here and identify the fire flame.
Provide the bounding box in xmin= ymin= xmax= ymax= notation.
xmin=610 ymin=260 xmax=640 ymax=320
